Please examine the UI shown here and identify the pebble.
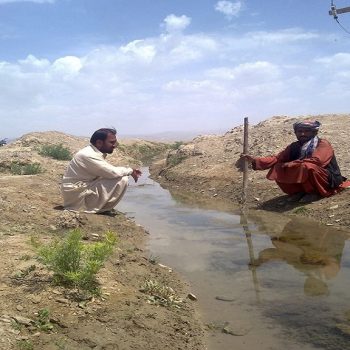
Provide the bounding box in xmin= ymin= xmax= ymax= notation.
xmin=222 ymin=323 xmax=252 ymax=336
xmin=328 ymin=205 xmax=339 ymax=210
xmin=12 ymin=315 xmax=33 ymax=326
xmin=16 ymin=305 xmax=24 ymax=311
xmin=187 ymin=293 xmax=197 ymax=301
xmin=30 ymin=295 xmax=41 ymax=304
xmin=55 ymin=298 xmax=70 ymax=304
xmin=215 ymin=296 xmax=235 ymax=302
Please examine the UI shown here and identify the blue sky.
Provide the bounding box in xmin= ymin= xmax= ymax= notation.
xmin=1 ymin=0 xmax=350 ymax=138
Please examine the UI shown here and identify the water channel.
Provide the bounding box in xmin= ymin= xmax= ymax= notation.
xmin=118 ymin=168 xmax=350 ymax=350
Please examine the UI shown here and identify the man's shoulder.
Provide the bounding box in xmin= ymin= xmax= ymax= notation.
xmin=76 ymin=145 xmax=99 ymax=158
xmin=318 ymin=138 xmax=332 ymax=146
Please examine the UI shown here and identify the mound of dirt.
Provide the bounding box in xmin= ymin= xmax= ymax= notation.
xmin=151 ymin=114 xmax=350 ymax=229
xmin=0 ymin=132 xmax=204 ymax=350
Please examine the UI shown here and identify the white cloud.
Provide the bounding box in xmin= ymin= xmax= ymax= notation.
xmin=315 ymin=53 xmax=350 ymax=66
xmin=52 ymin=56 xmax=82 ymax=77
xmin=215 ymin=1 xmax=242 ymax=19
xmin=246 ymin=28 xmax=319 ymax=43
xmin=120 ymin=40 xmax=156 ymax=63
xmin=163 ymin=14 xmax=191 ymax=33
xmin=0 ymin=20 xmax=348 ymax=137
xmin=0 ymin=0 xmax=55 ymax=4
xmin=207 ymin=61 xmax=280 ymax=81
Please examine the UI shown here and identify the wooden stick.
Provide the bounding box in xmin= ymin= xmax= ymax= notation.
xmin=242 ymin=117 xmax=249 ymax=204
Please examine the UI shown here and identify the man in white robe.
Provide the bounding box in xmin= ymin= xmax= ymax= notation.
xmin=61 ymin=128 xmax=141 ymax=214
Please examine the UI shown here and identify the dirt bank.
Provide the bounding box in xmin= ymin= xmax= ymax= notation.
xmin=150 ymin=114 xmax=350 ymax=230
xmin=0 ymin=133 xmax=205 ymax=350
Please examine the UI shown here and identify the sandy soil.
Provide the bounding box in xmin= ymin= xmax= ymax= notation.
xmin=0 ymin=134 xmax=205 ymax=350
xmin=150 ymin=114 xmax=350 ymax=230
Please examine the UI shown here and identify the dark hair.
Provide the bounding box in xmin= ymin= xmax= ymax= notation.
xmin=90 ymin=128 xmax=117 ymax=145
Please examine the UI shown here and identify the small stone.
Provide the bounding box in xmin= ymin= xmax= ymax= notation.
xmin=254 ymin=197 xmax=260 ymax=202
xmin=213 ymin=193 xmax=218 ymax=197
xmin=187 ymin=293 xmax=197 ymax=301
xmin=49 ymin=225 xmax=57 ymax=231
xmin=55 ymin=298 xmax=70 ymax=304
xmin=215 ymin=296 xmax=235 ymax=302
xmin=51 ymin=290 xmax=62 ymax=295
xmin=12 ymin=315 xmax=33 ymax=326
xmin=328 ymin=205 xmax=339 ymax=210
xmin=29 ymin=295 xmax=41 ymax=304
xmin=222 ymin=323 xmax=251 ymax=336
xmin=16 ymin=305 xmax=24 ymax=311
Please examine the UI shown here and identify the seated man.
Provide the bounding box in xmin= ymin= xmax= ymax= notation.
xmin=240 ymin=120 xmax=346 ymax=202
xmin=61 ymin=128 xmax=141 ymax=214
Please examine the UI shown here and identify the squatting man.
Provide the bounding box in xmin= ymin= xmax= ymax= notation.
xmin=239 ymin=120 xmax=347 ymax=203
xmin=61 ymin=128 xmax=141 ymax=214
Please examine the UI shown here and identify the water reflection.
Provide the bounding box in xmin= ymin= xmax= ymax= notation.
xmin=120 ymin=169 xmax=350 ymax=350
xmin=252 ymin=217 xmax=347 ymax=297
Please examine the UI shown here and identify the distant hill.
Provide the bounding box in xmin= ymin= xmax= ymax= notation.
xmin=121 ymin=129 xmax=227 ymax=142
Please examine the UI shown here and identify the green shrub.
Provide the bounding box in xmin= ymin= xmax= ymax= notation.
xmin=169 ymin=141 xmax=184 ymax=150
xmin=10 ymin=162 xmax=43 ymax=175
xmin=39 ymin=144 xmax=72 ymax=160
xmin=166 ymin=154 xmax=187 ymax=167
xmin=38 ymin=229 xmax=117 ymax=293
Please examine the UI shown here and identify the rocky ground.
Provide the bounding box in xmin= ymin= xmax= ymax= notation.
xmin=150 ymin=114 xmax=350 ymax=230
xmin=0 ymin=133 xmax=205 ymax=350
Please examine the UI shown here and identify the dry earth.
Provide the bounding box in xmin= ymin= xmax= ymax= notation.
xmin=150 ymin=114 xmax=350 ymax=230
xmin=0 ymin=133 xmax=205 ymax=350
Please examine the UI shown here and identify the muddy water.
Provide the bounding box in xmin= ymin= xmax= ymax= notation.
xmin=118 ymin=169 xmax=350 ymax=350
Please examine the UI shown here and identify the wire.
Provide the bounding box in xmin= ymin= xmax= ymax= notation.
xmin=335 ymin=17 xmax=350 ymax=34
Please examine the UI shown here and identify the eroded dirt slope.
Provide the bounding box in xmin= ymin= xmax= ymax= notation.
xmin=151 ymin=114 xmax=350 ymax=229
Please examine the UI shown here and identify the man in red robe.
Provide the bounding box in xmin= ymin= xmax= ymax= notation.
xmin=241 ymin=120 xmax=346 ymax=202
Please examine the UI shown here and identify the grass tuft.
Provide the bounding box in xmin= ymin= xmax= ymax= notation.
xmin=10 ymin=162 xmax=43 ymax=175
xmin=39 ymin=144 xmax=72 ymax=160
xmin=140 ymin=279 xmax=183 ymax=308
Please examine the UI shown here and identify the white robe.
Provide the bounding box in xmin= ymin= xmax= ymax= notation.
xmin=61 ymin=144 xmax=133 ymax=213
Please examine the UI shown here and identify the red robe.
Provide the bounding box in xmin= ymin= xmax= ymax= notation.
xmin=253 ymin=139 xmax=337 ymax=197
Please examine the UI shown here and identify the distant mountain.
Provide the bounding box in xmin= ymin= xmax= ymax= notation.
xmin=120 ymin=129 xmax=227 ymax=142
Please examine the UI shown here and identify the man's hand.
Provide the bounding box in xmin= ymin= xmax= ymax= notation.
xmin=240 ymin=153 xmax=255 ymax=163
xmin=131 ymin=169 xmax=142 ymax=183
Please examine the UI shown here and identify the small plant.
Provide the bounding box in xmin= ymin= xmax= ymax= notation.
xmin=35 ymin=308 xmax=53 ymax=332
xmin=39 ymin=144 xmax=72 ymax=161
xmin=20 ymin=254 xmax=32 ymax=261
xmin=10 ymin=162 xmax=43 ymax=175
xmin=293 ymin=206 xmax=308 ymax=214
xmin=166 ymin=154 xmax=187 ymax=167
xmin=0 ymin=138 xmax=7 ymax=147
xmin=169 ymin=141 xmax=184 ymax=150
xmin=11 ymin=319 xmax=22 ymax=331
xmin=17 ymin=340 xmax=33 ymax=350
xmin=140 ymin=279 xmax=183 ymax=308
xmin=38 ymin=229 xmax=117 ymax=293
xmin=14 ymin=265 xmax=36 ymax=279
xmin=148 ymin=254 xmax=160 ymax=265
